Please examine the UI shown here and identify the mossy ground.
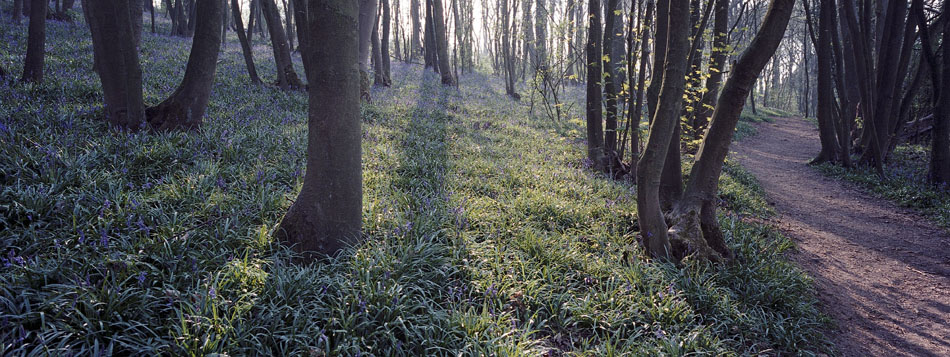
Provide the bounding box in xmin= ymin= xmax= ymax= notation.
xmin=1 ymin=13 xmax=829 ymax=355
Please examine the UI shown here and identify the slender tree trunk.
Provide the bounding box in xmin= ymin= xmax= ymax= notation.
xmin=502 ymin=0 xmax=520 ymax=99
xmin=431 ymin=0 xmax=455 ymax=85
xmin=21 ymin=0 xmax=47 ymax=83
xmin=586 ymin=0 xmax=605 ymax=170
xmin=12 ymin=0 xmax=22 ymax=24
xmin=232 ymin=0 xmax=262 ymax=84
xmin=812 ymin=0 xmax=841 ymax=164
xmin=146 ymin=0 xmax=224 ymax=130
xmin=628 ymin=0 xmax=654 ymax=178
xmin=359 ymin=0 xmax=379 ymax=98
xmin=83 ymin=0 xmax=146 ymax=129
xmin=603 ymin=0 xmax=620 ymax=161
xmin=150 ymin=0 xmax=156 ymax=33
xmin=261 ymin=0 xmax=303 ymax=89
xmin=521 ymin=0 xmax=533 ymax=79
xmin=694 ymin=0 xmax=729 ymax=137
xmin=672 ymin=0 xmax=795 ymax=262
xmin=372 ymin=8 xmax=385 ymax=85
xmin=278 ymin=0 xmax=362 ymax=260
xmin=637 ymin=0 xmax=690 ymax=260
xmin=381 ymin=0 xmax=392 ymax=84
xmin=410 ymin=0 xmax=422 ymax=61
xmin=424 ymin=0 xmax=437 ymax=71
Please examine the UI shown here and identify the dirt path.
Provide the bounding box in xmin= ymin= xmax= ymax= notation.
xmin=730 ymin=117 xmax=950 ymax=356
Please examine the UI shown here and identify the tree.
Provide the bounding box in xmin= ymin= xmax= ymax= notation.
xmin=668 ymin=0 xmax=796 ymax=261
xmin=603 ymin=0 xmax=620 ymax=164
xmin=914 ymin=0 xmax=950 ymax=185
xmin=381 ymin=0 xmax=392 ymax=84
xmin=410 ymin=0 xmax=422 ymax=61
xmin=501 ymin=0 xmax=520 ymax=99
xmin=586 ymin=0 xmax=604 ymax=170
xmin=20 ymin=0 xmax=47 ymax=83
xmin=277 ymin=0 xmax=362 ymax=260
xmin=261 ymin=0 xmax=304 ymax=89
xmin=636 ymin=0 xmax=691 ymax=260
xmin=810 ymin=0 xmax=841 ymax=164
xmin=359 ymin=0 xmax=380 ymax=99
xmin=147 ymin=0 xmax=225 ymax=130
xmin=431 ymin=0 xmax=456 ymax=85
xmin=12 ymin=0 xmax=22 ymax=23
xmin=232 ymin=0 xmax=262 ymax=84
xmin=693 ymin=0 xmax=729 ymax=137
xmin=84 ymin=0 xmax=223 ymax=130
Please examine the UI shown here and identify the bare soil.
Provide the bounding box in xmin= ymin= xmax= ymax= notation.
xmin=730 ymin=117 xmax=950 ymax=357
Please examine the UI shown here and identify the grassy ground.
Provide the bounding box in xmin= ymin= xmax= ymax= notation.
xmin=1 ymin=14 xmax=828 ymax=355
xmin=814 ymin=145 xmax=950 ymax=229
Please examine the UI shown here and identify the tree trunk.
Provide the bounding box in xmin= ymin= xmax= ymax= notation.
xmin=423 ymin=0 xmax=437 ymax=71
xmin=21 ymin=0 xmax=47 ymax=83
xmin=672 ymin=0 xmax=795 ymax=262
xmin=521 ymin=0 xmax=533 ymax=79
xmin=812 ymin=0 xmax=842 ymax=164
xmin=261 ymin=0 xmax=303 ymax=90
xmin=359 ymin=0 xmax=379 ymax=98
xmin=232 ymin=0 xmax=262 ymax=84
xmin=83 ymin=0 xmax=147 ymax=129
xmin=146 ymin=0 xmax=224 ymax=130
xmin=694 ymin=0 xmax=729 ymax=137
xmin=410 ymin=0 xmax=422 ymax=61
xmin=131 ymin=0 xmax=143 ymax=46
xmin=502 ymin=0 xmax=519 ymax=99
xmin=637 ymin=0 xmax=690 ymax=260
xmin=12 ymin=0 xmax=22 ymax=23
xmin=381 ymin=0 xmax=392 ymax=84
xmin=278 ymin=0 xmax=362 ymax=260
xmin=603 ymin=0 xmax=619 ymax=160
xmin=372 ymin=9 xmax=385 ymax=85
xmin=627 ymin=0 xmax=654 ymax=178
xmin=914 ymin=0 xmax=950 ymax=185
xmin=586 ymin=0 xmax=605 ymax=170
xmin=431 ymin=0 xmax=455 ymax=85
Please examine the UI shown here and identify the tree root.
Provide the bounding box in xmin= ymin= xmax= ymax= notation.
xmin=666 ymin=208 xmax=729 ymax=263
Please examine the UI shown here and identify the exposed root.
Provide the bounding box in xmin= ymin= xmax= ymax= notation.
xmin=666 ymin=208 xmax=725 ymax=263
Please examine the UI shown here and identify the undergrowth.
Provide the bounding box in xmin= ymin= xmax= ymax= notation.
xmin=815 ymin=145 xmax=950 ymax=229
xmin=1 ymin=15 xmax=828 ymax=355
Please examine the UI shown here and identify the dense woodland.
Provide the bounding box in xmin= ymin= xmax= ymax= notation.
xmin=0 ymin=0 xmax=948 ymax=355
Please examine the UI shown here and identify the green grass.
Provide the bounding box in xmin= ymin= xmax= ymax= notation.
xmin=814 ymin=145 xmax=950 ymax=229
xmin=1 ymin=16 xmax=829 ymax=355
xmin=735 ymin=107 xmax=788 ymax=141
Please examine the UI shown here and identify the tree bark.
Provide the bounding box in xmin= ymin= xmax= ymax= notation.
xmin=694 ymin=0 xmax=729 ymax=137
xmin=627 ymin=0 xmax=654 ymax=178
xmin=586 ymin=0 xmax=605 ymax=170
xmin=431 ymin=0 xmax=455 ymax=85
xmin=811 ymin=0 xmax=842 ymax=164
xmin=914 ymin=0 xmax=950 ymax=185
xmin=21 ymin=0 xmax=47 ymax=83
xmin=261 ymin=0 xmax=303 ymax=90
xmin=278 ymin=0 xmax=362 ymax=260
xmin=381 ymin=0 xmax=392 ymax=84
xmin=672 ymin=0 xmax=795 ymax=262
xmin=232 ymin=0 xmax=262 ymax=84
xmin=146 ymin=0 xmax=224 ymax=130
xmin=410 ymin=0 xmax=422 ymax=62
xmin=372 ymin=8 xmax=385 ymax=85
xmin=502 ymin=0 xmax=519 ymax=99
xmin=603 ymin=0 xmax=620 ymax=160
xmin=359 ymin=0 xmax=379 ymax=98
xmin=12 ymin=0 xmax=22 ymax=23
xmin=83 ymin=0 xmax=147 ymax=129
xmin=637 ymin=0 xmax=690 ymax=260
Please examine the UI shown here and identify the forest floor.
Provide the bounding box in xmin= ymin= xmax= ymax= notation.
xmin=731 ymin=117 xmax=950 ymax=356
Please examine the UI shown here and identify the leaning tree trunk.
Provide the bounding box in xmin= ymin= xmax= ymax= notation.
xmin=261 ymin=0 xmax=303 ymax=90
xmin=232 ymin=0 xmax=262 ymax=84
xmin=670 ymin=0 xmax=795 ymax=262
xmin=83 ymin=0 xmax=147 ymax=129
xmin=586 ymin=0 xmax=605 ymax=171
xmin=20 ymin=0 xmax=47 ymax=83
xmin=277 ymin=0 xmax=362 ymax=260
xmin=146 ymin=0 xmax=223 ymax=130
xmin=431 ymin=0 xmax=456 ymax=85
xmin=358 ymin=0 xmax=379 ymax=98
xmin=636 ymin=0 xmax=691 ymax=260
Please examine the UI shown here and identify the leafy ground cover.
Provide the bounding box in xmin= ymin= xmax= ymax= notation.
xmin=815 ymin=145 xmax=950 ymax=229
xmin=1 ymin=15 xmax=828 ymax=355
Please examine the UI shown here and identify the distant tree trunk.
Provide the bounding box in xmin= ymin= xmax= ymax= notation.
xmin=914 ymin=0 xmax=950 ymax=185
xmin=627 ymin=0 xmax=654 ymax=178
xmin=694 ymin=0 xmax=729 ymax=137
xmin=671 ymin=0 xmax=795 ymax=262
xmin=381 ymin=0 xmax=392 ymax=84
xmin=372 ymin=9 xmax=385 ymax=85
xmin=146 ymin=0 xmax=224 ymax=130
xmin=603 ymin=0 xmax=620 ymax=161
xmin=359 ymin=0 xmax=379 ymax=98
xmin=501 ymin=0 xmax=519 ymax=99
xmin=637 ymin=0 xmax=690 ymax=260
xmin=150 ymin=0 xmax=156 ymax=33
xmin=423 ymin=0 xmax=437 ymax=71
xmin=284 ymin=0 xmax=294 ymax=50
xmin=393 ymin=0 xmax=402 ymax=62
xmin=410 ymin=0 xmax=422 ymax=61
xmin=564 ymin=0 xmax=576 ymax=81
xmin=83 ymin=0 xmax=147 ymax=129
xmin=261 ymin=0 xmax=303 ymax=89
xmin=21 ymin=0 xmax=47 ymax=83
xmin=232 ymin=0 xmax=262 ymax=84
xmin=431 ymin=0 xmax=455 ymax=85
xmin=247 ymin=0 xmax=257 ymax=42
xmin=586 ymin=0 xmax=605 ymax=170
xmin=12 ymin=0 xmax=22 ymax=23
xmin=278 ymin=0 xmax=362 ymax=260
xmin=521 ymin=0 xmax=534 ymax=79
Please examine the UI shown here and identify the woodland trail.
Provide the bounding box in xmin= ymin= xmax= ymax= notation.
xmin=730 ymin=117 xmax=950 ymax=356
